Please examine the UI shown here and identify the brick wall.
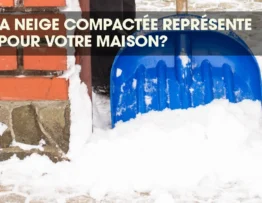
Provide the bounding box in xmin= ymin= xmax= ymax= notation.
xmin=0 ymin=0 xmax=71 ymax=162
xmin=0 ymin=1 xmax=68 ymax=100
xmin=0 ymin=0 xmax=66 ymax=7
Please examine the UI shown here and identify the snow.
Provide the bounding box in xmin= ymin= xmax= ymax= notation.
xmin=179 ymin=55 xmax=191 ymax=67
xmin=93 ymin=93 xmax=111 ymax=129
xmin=255 ymin=56 xmax=262 ymax=74
xmin=0 ymin=122 xmax=7 ymax=136
xmin=60 ymin=0 xmax=81 ymax=12
xmin=116 ymin=68 xmax=122 ymax=77
xmin=59 ymin=0 xmax=93 ymax=159
xmin=153 ymin=191 xmax=175 ymax=203
xmin=66 ymin=65 xmax=92 ymax=159
xmin=132 ymin=78 xmax=137 ymax=89
xmin=145 ymin=95 xmax=152 ymax=106
xmin=0 ymin=0 xmax=262 ymax=202
xmin=1 ymin=99 xmax=262 ymax=202
xmin=58 ymin=60 xmax=92 ymax=158
xmin=11 ymin=140 xmax=45 ymax=151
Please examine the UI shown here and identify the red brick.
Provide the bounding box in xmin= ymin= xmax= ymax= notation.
xmin=24 ymin=0 xmax=66 ymax=7
xmin=0 ymin=48 xmax=17 ymax=70
xmin=0 ymin=77 xmax=68 ymax=100
xmin=24 ymin=47 xmax=67 ymax=71
xmin=0 ymin=0 xmax=14 ymax=7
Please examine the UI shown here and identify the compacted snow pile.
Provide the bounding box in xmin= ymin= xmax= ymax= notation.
xmin=0 ymin=0 xmax=262 ymax=202
xmin=0 ymin=94 xmax=262 ymax=202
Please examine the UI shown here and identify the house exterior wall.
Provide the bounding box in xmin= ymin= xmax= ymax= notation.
xmin=0 ymin=0 xmax=70 ymax=162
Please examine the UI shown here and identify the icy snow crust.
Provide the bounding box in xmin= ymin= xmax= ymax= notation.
xmin=1 ymin=98 xmax=262 ymax=202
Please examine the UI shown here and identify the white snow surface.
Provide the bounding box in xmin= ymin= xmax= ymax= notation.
xmin=0 ymin=122 xmax=7 ymax=136
xmin=179 ymin=55 xmax=191 ymax=67
xmin=67 ymin=65 xmax=92 ymax=159
xmin=0 ymin=0 xmax=262 ymax=202
xmin=59 ymin=0 xmax=93 ymax=159
xmin=11 ymin=140 xmax=45 ymax=151
xmin=116 ymin=68 xmax=122 ymax=77
xmin=1 ymin=96 xmax=262 ymax=202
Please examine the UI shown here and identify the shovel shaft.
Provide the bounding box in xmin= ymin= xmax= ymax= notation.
xmin=176 ymin=0 xmax=188 ymax=13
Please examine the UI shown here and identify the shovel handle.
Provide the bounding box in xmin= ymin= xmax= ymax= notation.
xmin=176 ymin=0 xmax=188 ymax=13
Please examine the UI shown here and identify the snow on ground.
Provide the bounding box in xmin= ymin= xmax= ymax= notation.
xmin=0 ymin=0 xmax=262 ymax=202
xmin=0 ymin=92 xmax=262 ymax=202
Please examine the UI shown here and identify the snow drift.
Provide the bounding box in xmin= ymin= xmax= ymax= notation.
xmin=0 ymin=98 xmax=261 ymax=202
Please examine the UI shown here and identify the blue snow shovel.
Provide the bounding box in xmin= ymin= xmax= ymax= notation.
xmin=110 ymin=14 xmax=262 ymax=127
